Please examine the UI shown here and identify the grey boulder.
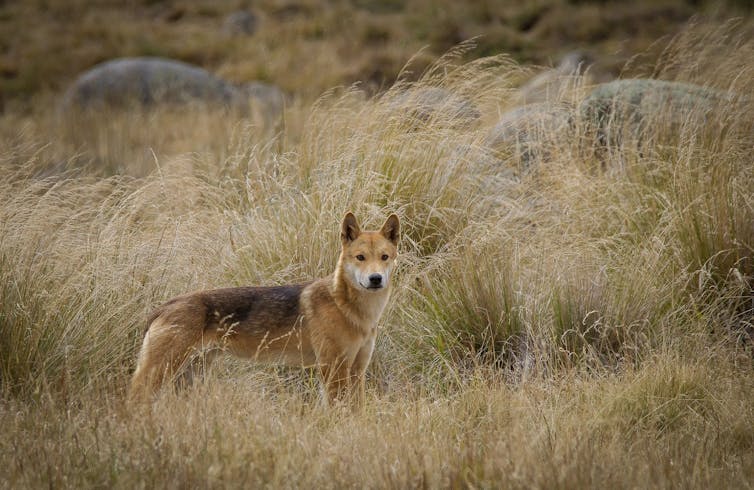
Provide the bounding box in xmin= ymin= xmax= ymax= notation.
xmin=387 ymin=87 xmax=481 ymax=128
xmin=579 ymin=78 xmax=739 ymax=146
xmin=484 ymin=103 xmax=573 ymax=168
xmin=62 ymin=57 xmax=248 ymax=112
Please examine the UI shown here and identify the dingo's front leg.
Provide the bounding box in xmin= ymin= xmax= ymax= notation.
xmin=349 ymin=337 xmax=376 ymax=409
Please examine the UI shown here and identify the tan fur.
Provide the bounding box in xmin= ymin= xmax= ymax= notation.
xmin=128 ymin=212 xmax=399 ymax=407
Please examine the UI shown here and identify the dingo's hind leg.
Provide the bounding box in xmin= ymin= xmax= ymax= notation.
xmin=175 ymin=347 xmax=221 ymax=390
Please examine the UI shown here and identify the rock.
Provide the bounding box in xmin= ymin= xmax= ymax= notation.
xmin=387 ymin=87 xmax=481 ymax=128
xmin=61 ymin=57 xmax=248 ymax=113
xmin=517 ymin=50 xmax=613 ymax=105
xmin=558 ymin=51 xmax=595 ymax=74
xmin=222 ymin=10 xmax=258 ymax=36
xmin=450 ymin=143 xmax=520 ymax=195
xmin=579 ymin=78 xmax=737 ymax=147
xmin=242 ymin=81 xmax=287 ymax=124
xmin=484 ymin=103 xmax=573 ymax=168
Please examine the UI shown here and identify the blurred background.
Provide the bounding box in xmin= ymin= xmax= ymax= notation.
xmin=2 ymin=0 xmax=753 ymax=112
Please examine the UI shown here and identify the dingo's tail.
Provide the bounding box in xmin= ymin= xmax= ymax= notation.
xmin=128 ymin=315 xmax=211 ymax=404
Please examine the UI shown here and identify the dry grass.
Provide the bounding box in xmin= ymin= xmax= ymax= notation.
xmin=2 ymin=22 xmax=754 ymax=489
xmin=3 ymin=355 xmax=752 ymax=488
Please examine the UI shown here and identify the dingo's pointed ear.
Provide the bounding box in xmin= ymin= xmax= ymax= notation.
xmin=341 ymin=212 xmax=361 ymax=243
xmin=380 ymin=214 xmax=400 ymax=246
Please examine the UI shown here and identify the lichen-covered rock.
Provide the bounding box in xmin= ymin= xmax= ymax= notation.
xmin=242 ymin=81 xmax=286 ymax=123
xmin=62 ymin=57 xmax=247 ymax=112
xmin=484 ymin=103 xmax=573 ymax=168
xmin=387 ymin=87 xmax=481 ymax=128
xmin=579 ymin=78 xmax=737 ymax=146
xmin=516 ymin=51 xmax=613 ymax=105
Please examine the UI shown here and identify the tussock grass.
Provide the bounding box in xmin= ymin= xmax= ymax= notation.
xmin=2 ymin=24 xmax=754 ymax=488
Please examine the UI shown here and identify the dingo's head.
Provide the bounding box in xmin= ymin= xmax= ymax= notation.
xmin=339 ymin=212 xmax=400 ymax=292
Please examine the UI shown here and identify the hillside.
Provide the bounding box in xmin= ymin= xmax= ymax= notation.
xmin=1 ymin=0 xmax=751 ymax=109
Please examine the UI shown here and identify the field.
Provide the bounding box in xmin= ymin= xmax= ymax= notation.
xmin=2 ymin=1 xmax=754 ymax=488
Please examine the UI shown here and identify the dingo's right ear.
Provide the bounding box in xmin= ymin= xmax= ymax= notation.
xmin=341 ymin=212 xmax=361 ymax=243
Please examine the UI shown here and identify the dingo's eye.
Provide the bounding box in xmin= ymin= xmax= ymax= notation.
xmin=356 ymin=254 xmax=365 ymax=261
xmin=381 ymin=254 xmax=389 ymax=261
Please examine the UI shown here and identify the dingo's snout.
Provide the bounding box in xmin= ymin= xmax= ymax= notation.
xmin=368 ymin=273 xmax=383 ymax=288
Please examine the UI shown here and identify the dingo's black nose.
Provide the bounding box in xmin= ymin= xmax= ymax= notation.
xmin=368 ymin=274 xmax=383 ymax=287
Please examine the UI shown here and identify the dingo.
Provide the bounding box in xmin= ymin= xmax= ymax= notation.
xmin=128 ymin=212 xmax=399 ymax=407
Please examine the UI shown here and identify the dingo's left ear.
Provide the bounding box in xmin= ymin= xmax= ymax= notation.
xmin=380 ymin=214 xmax=400 ymax=246
xmin=341 ymin=212 xmax=361 ymax=243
